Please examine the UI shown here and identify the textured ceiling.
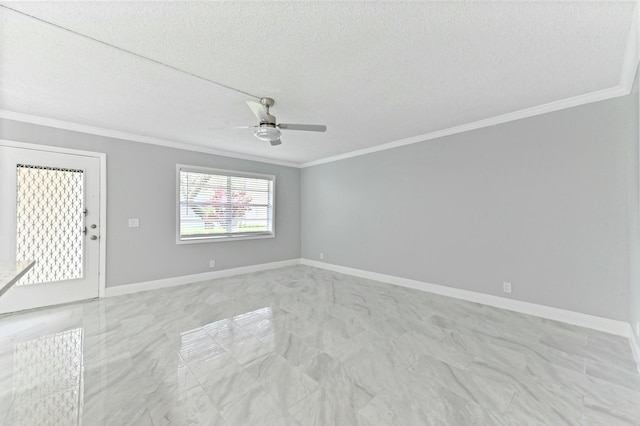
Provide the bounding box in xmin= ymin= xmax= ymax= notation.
xmin=0 ymin=1 xmax=635 ymax=165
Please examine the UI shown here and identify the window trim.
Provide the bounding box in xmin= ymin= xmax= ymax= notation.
xmin=175 ymin=164 xmax=275 ymax=244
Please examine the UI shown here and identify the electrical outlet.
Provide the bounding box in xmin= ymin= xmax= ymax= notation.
xmin=128 ymin=218 xmax=140 ymax=228
xmin=320 ymin=252 xmax=324 ymax=260
xmin=209 ymin=260 xmax=216 ymax=268
xmin=503 ymin=282 xmax=512 ymax=294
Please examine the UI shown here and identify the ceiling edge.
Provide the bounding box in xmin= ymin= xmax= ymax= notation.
xmin=301 ymin=85 xmax=629 ymax=168
xmin=1 ymin=83 xmax=630 ymax=171
xmin=0 ymin=110 xmax=300 ymax=168
xmin=303 ymin=3 xmax=640 ymax=168
xmin=621 ymin=1 xmax=640 ymax=93
xmin=2 ymin=5 xmax=638 ymax=170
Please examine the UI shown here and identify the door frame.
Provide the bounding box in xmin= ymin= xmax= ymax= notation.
xmin=0 ymin=139 xmax=107 ymax=298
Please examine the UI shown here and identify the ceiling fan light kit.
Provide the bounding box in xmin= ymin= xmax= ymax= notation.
xmin=255 ymin=124 xmax=282 ymax=145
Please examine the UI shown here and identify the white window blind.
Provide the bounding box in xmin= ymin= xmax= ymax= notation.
xmin=177 ymin=166 xmax=274 ymax=242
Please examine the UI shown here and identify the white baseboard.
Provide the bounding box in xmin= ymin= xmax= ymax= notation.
xmin=102 ymin=257 xmax=639 ymax=370
xmin=300 ymin=259 xmax=631 ymax=337
xmin=104 ymin=259 xmax=301 ymax=297
xmin=104 ymin=257 xmax=634 ymax=340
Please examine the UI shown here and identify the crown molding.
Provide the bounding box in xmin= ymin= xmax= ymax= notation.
xmin=301 ymin=85 xmax=629 ymax=168
xmin=0 ymin=110 xmax=300 ymax=168
xmin=2 ymin=81 xmax=630 ymax=171
xmin=303 ymin=4 xmax=639 ymax=168
xmin=4 ymin=1 xmax=639 ymax=172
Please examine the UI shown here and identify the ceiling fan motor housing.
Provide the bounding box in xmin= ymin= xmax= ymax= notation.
xmin=258 ymin=98 xmax=278 ymax=124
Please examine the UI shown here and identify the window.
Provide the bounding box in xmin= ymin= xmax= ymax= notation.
xmin=177 ymin=165 xmax=274 ymax=243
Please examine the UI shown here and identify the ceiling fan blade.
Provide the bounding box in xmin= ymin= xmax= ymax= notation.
xmin=208 ymin=125 xmax=255 ymax=130
xmin=246 ymin=101 xmax=270 ymax=122
xmin=270 ymin=139 xmax=282 ymax=146
xmin=278 ymin=123 xmax=327 ymax=132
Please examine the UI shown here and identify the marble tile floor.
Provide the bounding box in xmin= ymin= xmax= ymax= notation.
xmin=0 ymin=265 xmax=639 ymax=425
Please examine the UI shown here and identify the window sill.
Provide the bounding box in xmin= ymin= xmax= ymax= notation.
xmin=176 ymin=233 xmax=275 ymax=244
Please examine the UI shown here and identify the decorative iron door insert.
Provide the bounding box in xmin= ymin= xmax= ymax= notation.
xmin=0 ymin=145 xmax=101 ymax=313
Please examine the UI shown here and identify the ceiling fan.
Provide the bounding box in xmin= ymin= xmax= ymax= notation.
xmin=241 ymin=98 xmax=327 ymax=146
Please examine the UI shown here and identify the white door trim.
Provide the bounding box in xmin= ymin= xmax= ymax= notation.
xmin=0 ymin=139 xmax=107 ymax=298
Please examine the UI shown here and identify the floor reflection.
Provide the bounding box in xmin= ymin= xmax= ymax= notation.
xmin=11 ymin=327 xmax=84 ymax=424
xmin=1 ymin=266 xmax=638 ymax=424
xmin=181 ymin=306 xmax=275 ymax=364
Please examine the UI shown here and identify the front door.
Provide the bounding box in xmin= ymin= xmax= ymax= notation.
xmin=0 ymin=144 xmax=101 ymax=313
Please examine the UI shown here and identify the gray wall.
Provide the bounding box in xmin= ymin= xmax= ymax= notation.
xmin=630 ymin=68 xmax=640 ymax=339
xmin=2 ymin=88 xmax=638 ymax=323
xmin=0 ymin=118 xmax=301 ymax=287
xmin=302 ymin=91 xmax=638 ymax=321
